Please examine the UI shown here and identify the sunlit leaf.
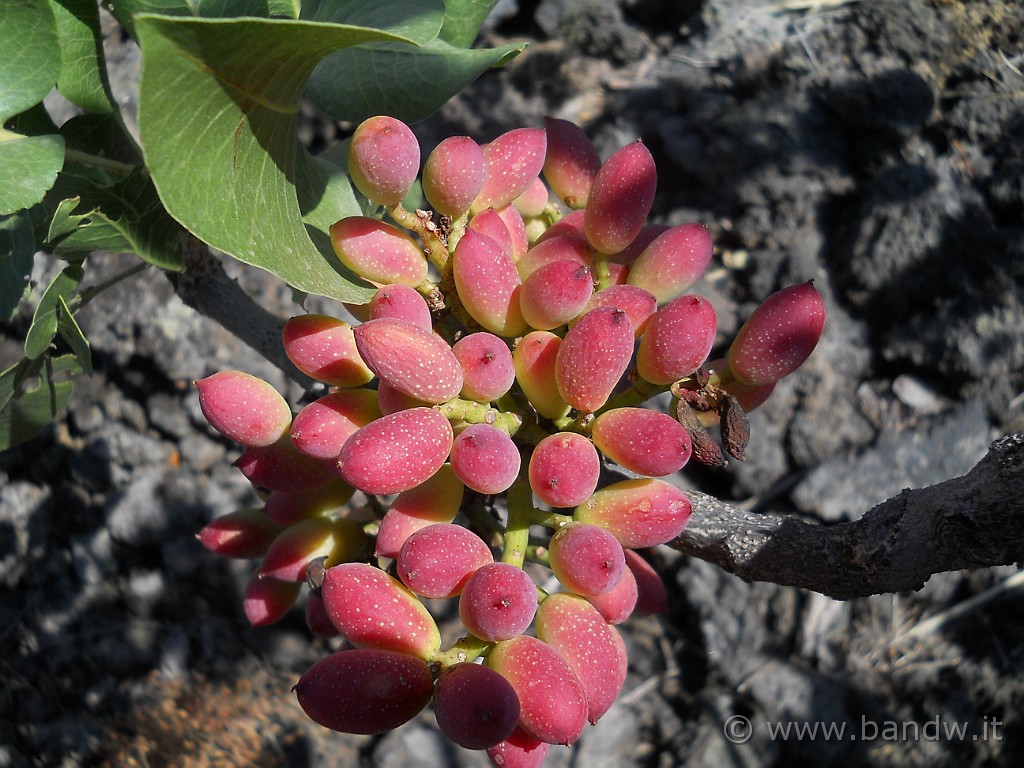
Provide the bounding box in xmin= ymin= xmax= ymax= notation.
xmin=0 ymin=131 xmax=66 ymax=216
xmin=306 ymin=36 xmax=523 ymax=124
xmin=439 ymin=0 xmax=496 ymax=48
xmin=135 ymin=14 xmax=417 ymax=302
xmin=0 ymin=0 xmax=60 ymax=120
xmin=47 ymin=0 xmax=115 ymax=114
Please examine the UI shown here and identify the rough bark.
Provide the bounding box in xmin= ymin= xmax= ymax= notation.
xmin=671 ymin=434 xmax=1024 ymax=599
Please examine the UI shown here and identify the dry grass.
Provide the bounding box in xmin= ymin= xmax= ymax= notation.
xmin=98 ymin=667 xmax=316 ymax=768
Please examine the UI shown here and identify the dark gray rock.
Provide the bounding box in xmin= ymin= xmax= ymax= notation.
xmin=792 ymin=398 xmax=995 ymax=522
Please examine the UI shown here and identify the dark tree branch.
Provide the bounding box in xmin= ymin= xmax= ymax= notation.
xmin=671 ymin=434 xmax=1024 ymax=600
xmin=167 ymin=240 xmax=316 ymax=390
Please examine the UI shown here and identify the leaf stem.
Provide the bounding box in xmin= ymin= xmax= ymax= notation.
xmin=63 ymin=148 xmax=138 ymax=176
xmin=73 ymin=262 xmax=149 ymax=310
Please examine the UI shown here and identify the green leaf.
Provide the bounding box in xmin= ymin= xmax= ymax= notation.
xmin=0 ymin=3 xmax=66 ymax=214
xmin=45 ymin=171 xmax=187 ymax=270
xmin=107 ymin=0 xmax=280 ymax=35
xmin=300 ymin=0 xmax=444 ymax=44
xmin=56 ymin=294 xmax=92 ymax=375
xmin=269 ymin=0 xmax=300 ymax=18
xmin=0 ymin=0 xmax=60 ymax=121
xmin=0 ymin=130 xmax=66 ymax=215
xmin=0 ymin=212 xmax=35 ymax=320
xmin=439 ymin=0 xmax=496 ymax=48
xmin=24 ymin=263 xmax=83 ymax=359
xmin=47 ymin=196 xmax=85 ymax=241
xmin=48 ymin=0 xmax=115 ymax=114
xmin=297 ymin=149 xmax=362 ymax=235
xmin=0 ymin=355 xmax=80 ymax=450
xmin=306 ymin=36 xmax=524 ymax=124
xmin=135 ymin=15 xmax=415 ymax=303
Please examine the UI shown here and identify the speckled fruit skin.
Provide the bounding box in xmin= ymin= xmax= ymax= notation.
xmin=459 ymin=562 xmax=538 ymax=642
xmin=575 ymin=478 xmax=693 ymax=549
xmin=281 ymin=314 xmax=374 ymax=387
xmin=329 ymin=216 xmax=428 ymax=287
xmin=449 ymin=423 xmax=521 ymax=495
xmin=196 ymin=371 xmax=292 ymax=447
xmin=422 ymin=135 xmax=487 ymax=217
xmin=513 ymin=331 xmax=569 ymax=420
xmin=519 ymin=259 xmax=594 ymax=331
xmin=555 ymin=306 xmax=634 ymax=413
xmin=586 ymin=560 xmax=638 ymax=625
xmin=528 ymin=431 xmax=600 ymax=508
xmin=353 ymin=318 xmax=463 ymax=404
xmin=471 ymin=127 xmax=547 ymax=214
xmin=368 ymin=283 xmax=433 ymax=330
xmin=583 ymin=140 xmax=657 ymax=254
xmin=578 ymin=284 xmax=657 ymax=338
xmin=535 ymin=593 xmax=629 ymax=723
xmin=727 ymin=281 xmax=826 ymax=386
xmin=335 ymin=407 xmax=453 ymax=495
xmin=290 ymin=389 xmax=381 ymax=460
xmin=234 ymin=436 xmax=338 ymax=493
xmin=515 ymin=234 xmax=592 ymax=280
xmin=453 ymin=228 xmax=528 ymax=337
xmin=396 ymin=523 xmax=493 ymax=599
xmin=486 ymin=635 xmax=588 ymax=746
xmin=295 ymin=649 xmax=433 ymax=735
xmin=469 ymin=208 xmax=515 ymax=257
xmin=452 ymin=332 xmax=515 ymax=403
xmin=543 ymin=116 xmax=601 ymax=209
xmin=626 ymin=223 xmax=713 ymax=305
xmin=374 ymin=465 xmax=464 ymax=558
xmin=636 ymin=294 xmax=718 ymax=385
xmin=487 ymin=727 xmax=550 ymax=768
xmin=548 ymin=522 xmax=626 ymax=597
xmin=513 ymin=176 xmax=550 ymax=217
xmin=321 ymin=562 xmax=441 ymax=657
xmin=259 ymin=516 xmax=367 ymax=582
xmin=591 ymin=407 xmax=692 ymax=477
xmin=433 ymin=662 xmax=521 ymax=750
xmin=347 ymin=115 xmax=420 ymax=206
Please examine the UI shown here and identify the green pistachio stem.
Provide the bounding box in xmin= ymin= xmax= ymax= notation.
xmin=436 ymin=398 xmax=522 ymax=436
xmin=430 ymin=633 xmax=493 ymax=668
xmin=387 ymin=204 xmax=452 ymax=275
xmin=501 ymin=479 xmax=534 ymax=568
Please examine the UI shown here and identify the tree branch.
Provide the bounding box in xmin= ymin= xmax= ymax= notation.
xmin=670 ymin=434 xmax=1024 ymax=599
xmin=167 ymin=239 xmax=316 ymax=390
